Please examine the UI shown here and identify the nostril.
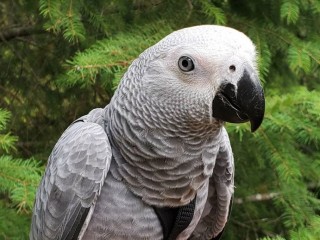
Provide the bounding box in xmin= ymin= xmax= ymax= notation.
xmin=229 ymin=65 xmax=236 ymax=72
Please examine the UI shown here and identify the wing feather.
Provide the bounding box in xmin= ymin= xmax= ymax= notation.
xmin=30 ymin=117 xmax=112 ymax=240
xmin=191 ymin=127 xmax=234 ymax=240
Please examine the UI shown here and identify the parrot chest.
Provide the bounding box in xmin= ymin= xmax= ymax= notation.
xmin=123 ymin=139 xmax=220 ymax=207
xmin=82 ymin=169 xmax=210 ymax=240
xmin=109 ymin=125 xmax=221 ymax=207
xmin=107 ymin=104 xmax=222 ymax=206
xmin=82 ymin=172 xmax=163 ymax=240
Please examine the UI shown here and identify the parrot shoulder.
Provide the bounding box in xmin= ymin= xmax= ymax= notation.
xmin=30 ymin=108 xmax=112 ymax=240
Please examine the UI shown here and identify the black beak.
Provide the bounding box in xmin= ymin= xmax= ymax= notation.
xmin=212 ymin=69 xmax=265 ymax=132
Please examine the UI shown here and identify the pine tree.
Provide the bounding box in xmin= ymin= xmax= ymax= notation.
xmin=0 ymin=109 xmax=42 ymax=239
xmin=1 ymin=0 xmax=320 ymax=239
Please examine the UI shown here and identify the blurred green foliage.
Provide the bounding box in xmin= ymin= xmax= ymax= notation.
xmin=0 ymin=0 xmax=319 ymax=239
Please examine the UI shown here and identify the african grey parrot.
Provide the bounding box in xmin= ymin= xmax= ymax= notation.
xmin=30 ymin=25 xmax=265 ymax=240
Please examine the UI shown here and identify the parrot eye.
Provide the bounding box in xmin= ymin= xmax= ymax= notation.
xmin=178 ymin=56 xmax=195 ymax=72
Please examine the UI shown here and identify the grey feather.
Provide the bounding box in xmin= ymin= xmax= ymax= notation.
xmin=188 ymin=128 xmax=234 ymax=240
xmin=30 ymin=108 xmax=112 ymax=240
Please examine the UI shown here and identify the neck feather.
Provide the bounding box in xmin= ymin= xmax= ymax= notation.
xmin=105 ymin=102 xmax=222 ymax=206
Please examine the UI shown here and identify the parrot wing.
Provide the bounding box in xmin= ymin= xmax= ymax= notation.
xmin=30 ymin=113 xmax=112 ymax=240
xmin=191 ymin=127 xmax=234 ymax=240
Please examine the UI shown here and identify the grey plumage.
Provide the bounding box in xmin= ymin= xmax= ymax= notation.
xmin=30 ymin=25 xmax=264 ymax=240
xmin=31 ymin=108 xmax=112 ymax=239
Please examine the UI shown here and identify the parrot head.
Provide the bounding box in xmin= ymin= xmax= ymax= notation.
xmin=119 ymin=25 xmax=265 ymax=132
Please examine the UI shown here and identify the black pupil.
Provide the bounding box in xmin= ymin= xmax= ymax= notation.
xmin=182 ymin=59 xmax=189 ymax=68
xmin=179 ymin=56 xmax=194 ymax=72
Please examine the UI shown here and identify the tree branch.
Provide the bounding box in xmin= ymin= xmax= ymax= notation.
xmin=234 ymin=192 xmax=280 ymax=204
xmin=234 ymin=182 xmax=320 ymax=204
xmin=0 ymin=26 xmax=46 ymax=42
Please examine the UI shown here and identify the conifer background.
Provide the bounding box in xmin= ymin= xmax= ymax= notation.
xmin=0 ymin=0 xmax=319 ymax=239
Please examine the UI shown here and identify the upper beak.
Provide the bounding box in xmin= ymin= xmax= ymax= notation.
xmin=211 ymin=68 xmax=265 ymax=132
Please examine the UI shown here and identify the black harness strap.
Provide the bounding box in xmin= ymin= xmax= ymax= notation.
xmin=65 ymin=206 xmax=90 ymax=240
xmin=153 ymin=206 xmax=178 ymax=240
xmin=153 ymin=197 xmax=196 ymax=240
